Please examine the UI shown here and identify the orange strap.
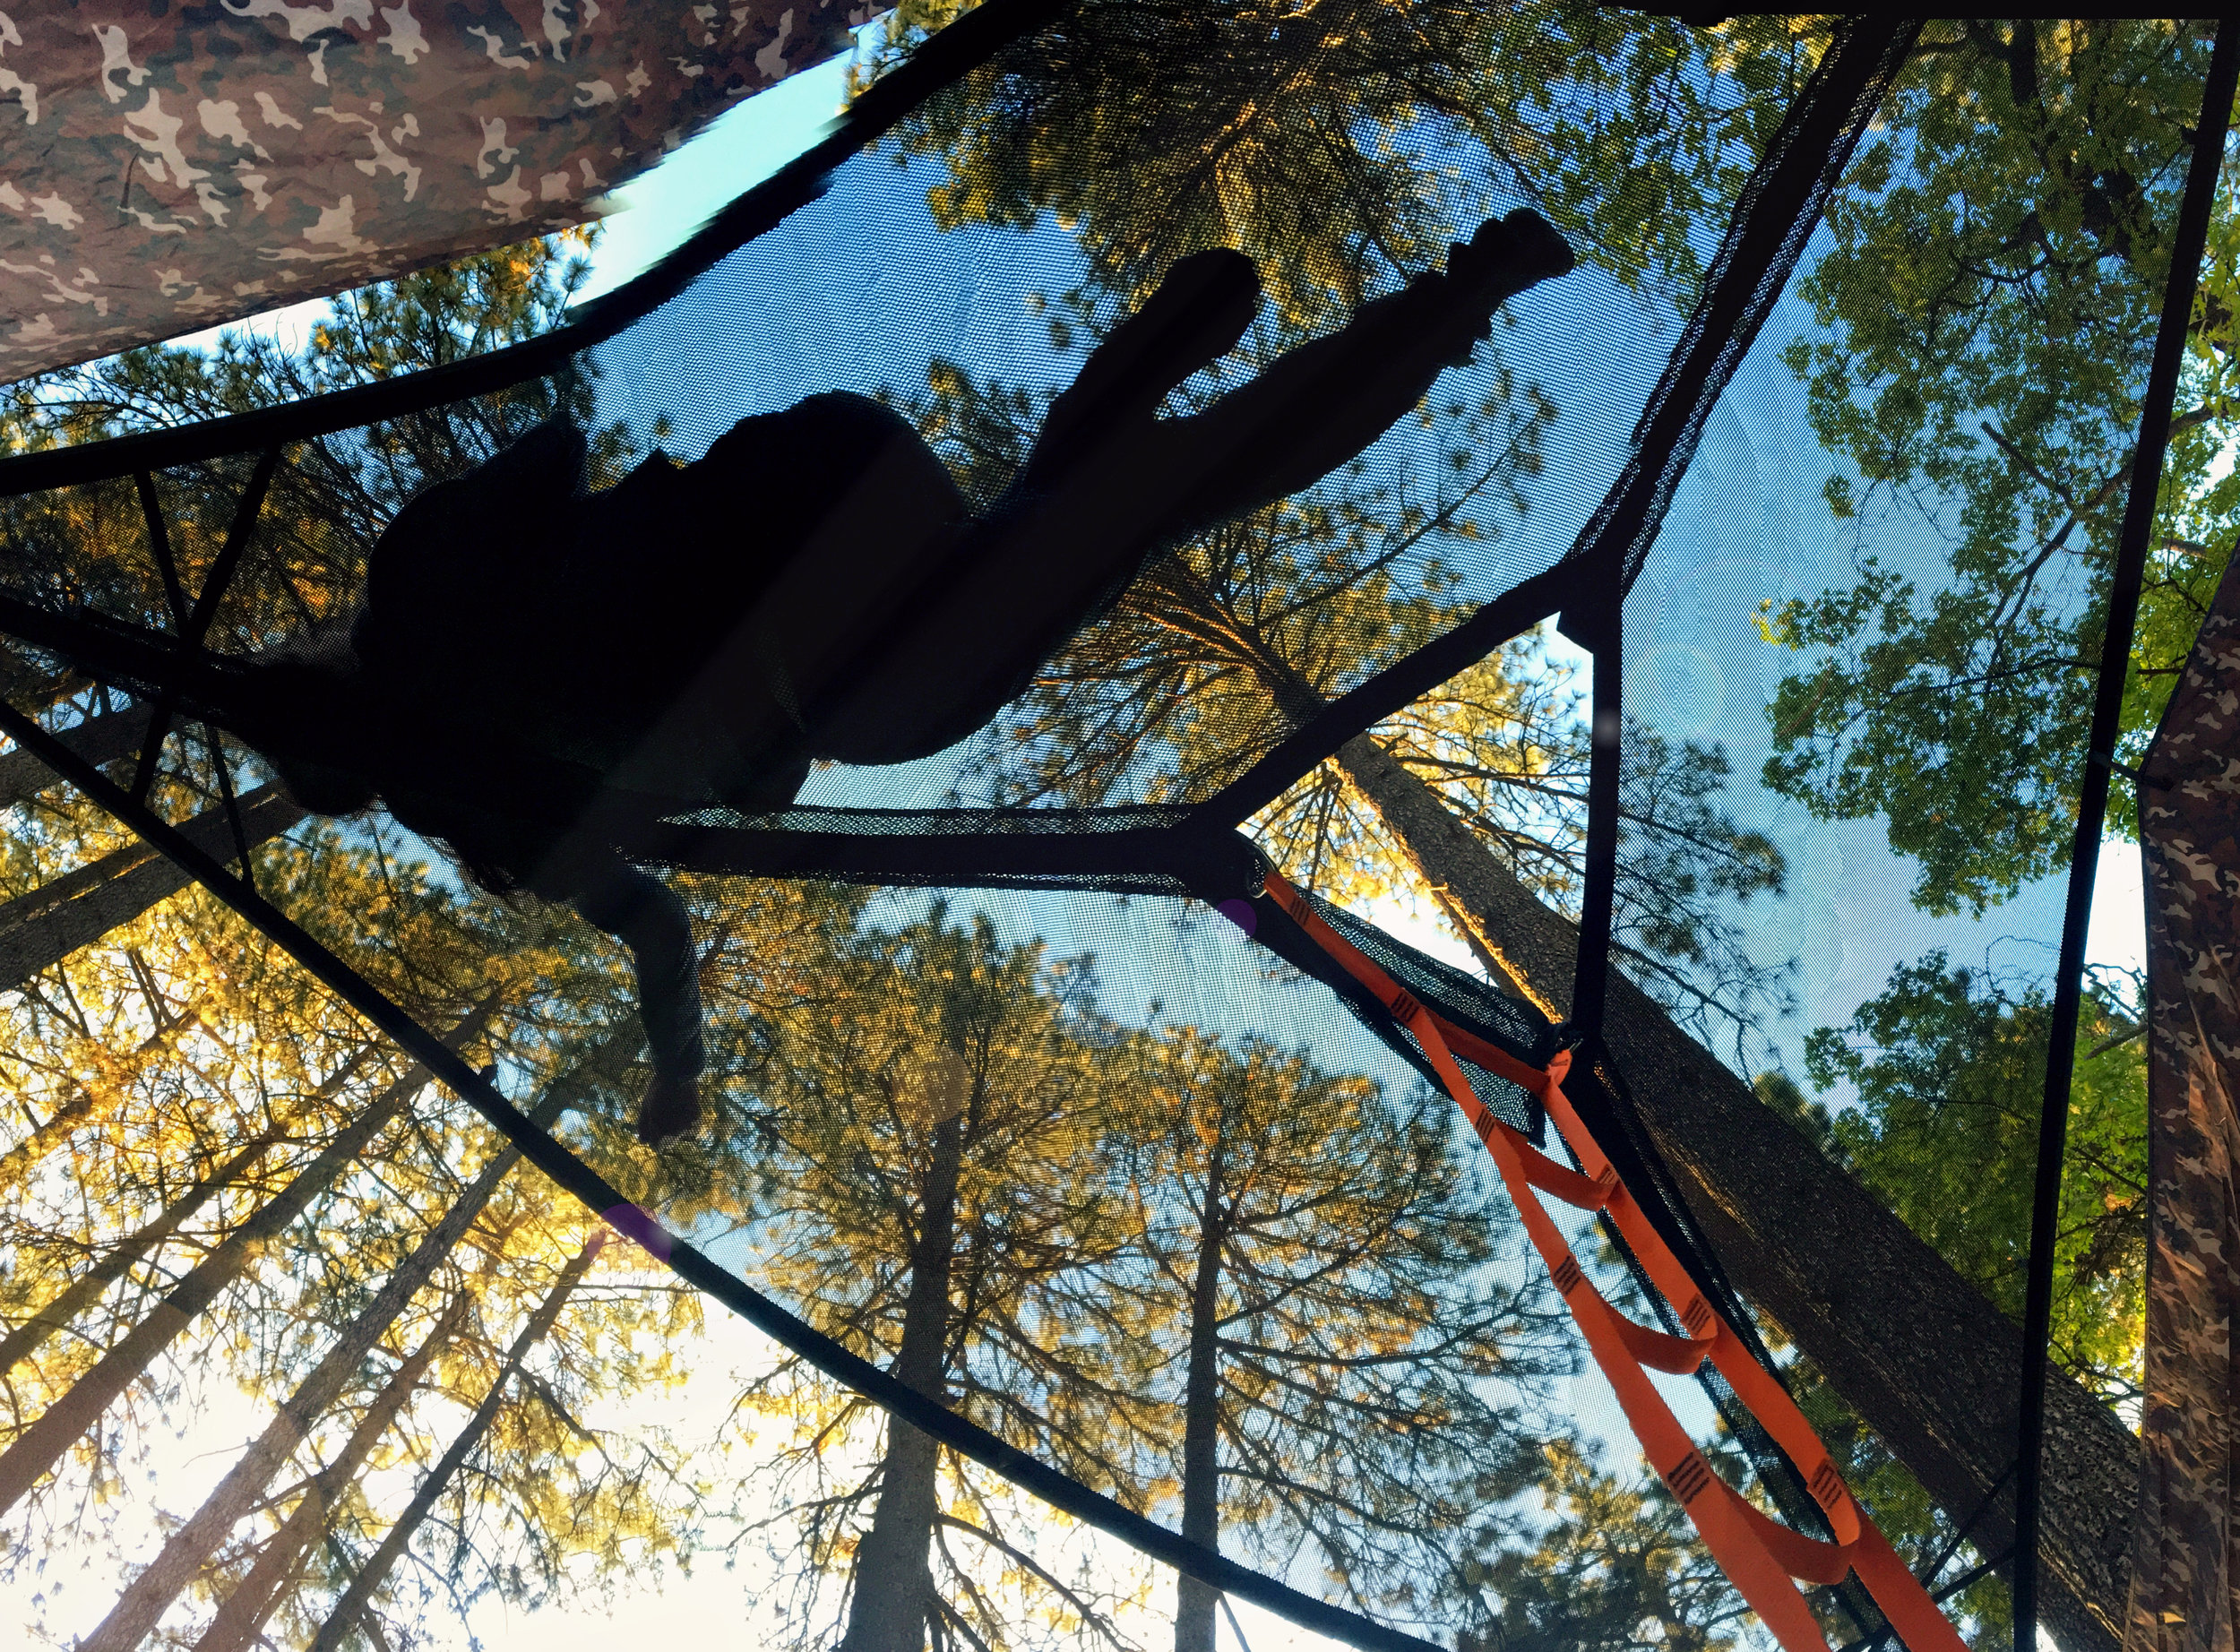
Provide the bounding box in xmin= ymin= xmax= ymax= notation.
xmin=1259 ymin=873 xmax=1965 ymax=1652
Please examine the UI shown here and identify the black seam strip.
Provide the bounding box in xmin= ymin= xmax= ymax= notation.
xmin=2012 ymin=19 xmax=2239 ymax=1651
xmin=1200 ymin=558 xmax=1582 ymax=828
xmin=0 ymin=590 xmax=1236 ymax=887
xmin=1565 ymin=599 xmax=1623 ymax=1041
xmin=0 ymin=693 xmax=1441 ymax=1652
xmin=1556 ymin=15 xmax=1924 ymax=597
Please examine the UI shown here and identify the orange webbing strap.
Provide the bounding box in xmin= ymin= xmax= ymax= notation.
xmin=1258 ymin=874 xmax=1964 ymax=1652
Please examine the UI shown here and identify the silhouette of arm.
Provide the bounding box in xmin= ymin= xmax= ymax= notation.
xmin=569 ymin=856 xmax=705 ymax=1144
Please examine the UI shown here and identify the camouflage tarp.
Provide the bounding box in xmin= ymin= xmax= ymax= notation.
xmin=0 ymin=0 xmax=859 ymax=384
xmin=2130 ymin=550 xmax=2240 ymax=1652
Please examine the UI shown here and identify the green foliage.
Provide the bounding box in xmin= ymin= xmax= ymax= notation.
xmin=1761 ymin=20 xmax=2230 ymax=914
xmin=1764 ymin=942 xmax=2152 ymax=1642
xmin=883 ymin=0 xmax=1831 ymax=323
xmin=1749 ymin=1070 xmax=1845 ymax=1165
xmin=719 ymin=903 xmax=1565 ymax=1643
xmin=1800 ymin=952 xmax=2147 ymax=1404
xmin=722 ymin=904 xmax=1163 ymax=1647
xmin=1136 ymin=1026 xmax=1560 ymax=1630
xmin=1457 ymin=1441 xmax=1745 ymax=1652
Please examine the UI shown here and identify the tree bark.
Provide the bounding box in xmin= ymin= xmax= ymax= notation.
xmin=0 ymin=782 xmax=304 ymax=991
xmin=1329 ymin=731 xmax=2138 ymax=1652
xmin=0 ymin=1000 xmax=494 ymax=1516
xmin=0 ymin=703 xmax=154 ymax=813
xmin=188 ymin=1291 xmax=476 ymax=1652
xmin=3 ymin=1126 xmax=282 ymax=1375
xmin=308 ymin=1236 xmax=603 ymax=1652
xmin=79 ymin=1076 xmax=564 ymax=1652
xmin=1174 ymin=1140 xmax=1228 ymax=1652
xmin=841 ymin=1108 xmax=967 ymax=1652
xmin=0 ymin=1046 xmax=374 ymax=1375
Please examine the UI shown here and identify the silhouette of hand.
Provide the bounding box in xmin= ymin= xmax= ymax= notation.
xmin=636 ymin=1073 xmax=702 ymax=1146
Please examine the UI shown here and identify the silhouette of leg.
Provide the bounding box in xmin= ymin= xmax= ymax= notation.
xmin=1027 ymin=249 xmax=1262 ymax=474
xmin=789 ymin=252 xmax=1265 ymax=766
xmin=1142 ymin=208 xmax=1576 ymax=537
xmin=802 ymin=211 xmax=1574 ymax=768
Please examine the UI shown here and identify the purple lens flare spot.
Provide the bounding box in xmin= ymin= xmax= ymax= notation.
xmin=601 ymin=1202 xmax=675 ymax=1261
xmin=1215 ymin=898 xmax=1258 ymax=936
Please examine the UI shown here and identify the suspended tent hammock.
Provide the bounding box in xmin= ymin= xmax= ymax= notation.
xmin=0 ymin=4 xmax=2228 ymax=1649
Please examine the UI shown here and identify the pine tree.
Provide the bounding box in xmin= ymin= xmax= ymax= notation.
xmin=0 ymin=1001 xmax=494 ymax=1519
xmin=1137 ymin=1028 xmax=1557 ymax=1647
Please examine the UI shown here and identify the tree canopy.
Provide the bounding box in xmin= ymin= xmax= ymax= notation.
xmin=1759 ymin=18 xmax=2229 ymax=913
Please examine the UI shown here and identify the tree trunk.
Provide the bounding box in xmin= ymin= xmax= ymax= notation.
xmin=0 ymin=994 xmax=220 ymax=1201
xmin=1329 ymin=731 xmax=2138 ymax=1652
xmin=0 ymin=1000 xmax=494 ymax=1516
xmin=189 ymin=1291 xmax=476 ymax=1652
xmin=841 ymin=1109 xmax=967 ymax=1652
xmin=0 ymin=1089 xmax=100 ymax=1200
xmin=0 ymin=703 xmax=154 ymax=813
xmin=0 ymin=782 xmax=305 ymax=991
xmin=308 ymin=1236 xmax=604 ymax=1652
xmin=79 ymin=1078 xmax=564 ymax=1652
xmin=0 ymin=1045 xmax=373 ymax=1374
xmin=4 ymin=1126 xmax=281 ymax=1375
xmin=1174 ymin=1142 xmax=1228 ymax=1652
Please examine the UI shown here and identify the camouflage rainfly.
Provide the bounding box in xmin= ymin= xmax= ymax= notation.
xmin=0 ymin=0 xmax=861 ymax=382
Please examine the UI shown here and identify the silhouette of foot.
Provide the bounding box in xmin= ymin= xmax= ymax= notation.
xmin=1451 ymin=208 xmax=1576 ymax=295
xmin=636 ymin=1074 xmax=702 ymax=1146
xmin=1434 ymin=208 xmax=1576 ymax=364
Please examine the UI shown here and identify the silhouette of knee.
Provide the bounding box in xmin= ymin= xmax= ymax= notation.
xmin=1046 ymin=250 xmax=1262 ymax=453
xmin=1120 ymin=249 xmax=1259 ymax=388
xmin=1144 ymin=249 xmax=1261 ymax=349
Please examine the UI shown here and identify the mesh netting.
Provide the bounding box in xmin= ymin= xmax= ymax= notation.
xmin=0 ymin=7 xmax=2226 ymax=1652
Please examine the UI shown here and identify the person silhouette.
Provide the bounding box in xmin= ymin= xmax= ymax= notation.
xmin=254 ymin=208 xmax=1575 ymax=1145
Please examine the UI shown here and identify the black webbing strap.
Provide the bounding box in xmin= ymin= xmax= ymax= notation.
xmin=2012 ymin=21 xmax=2240 ymax=1651
xmin=0 ymin=695 xmax=1440 ymax=1652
